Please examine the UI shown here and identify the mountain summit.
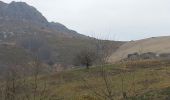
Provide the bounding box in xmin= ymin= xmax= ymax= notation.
xmin=0 ymin=1 xmax=47 ymax=24
xmin=0 ymin=1 xmax=88 ymax=38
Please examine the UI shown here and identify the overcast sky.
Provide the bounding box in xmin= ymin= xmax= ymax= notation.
xmin=3 ymin=0 xmax=170 ymax=41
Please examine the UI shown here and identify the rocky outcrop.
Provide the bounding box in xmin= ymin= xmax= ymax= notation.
xmin=0 ymin=1 xmax=88 ymax=39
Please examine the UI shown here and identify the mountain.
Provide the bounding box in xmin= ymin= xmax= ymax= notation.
xmin=0 ymin=1 xmax=47 ymax=23
xmin=0 ymin=1 xmax=123 ymax=65
xmin=0 ymin=1 xmax=88 ymax=39
xmin=109 ymin=36 xmax=170 ymax=62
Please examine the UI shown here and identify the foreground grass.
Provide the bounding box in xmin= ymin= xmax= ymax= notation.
xmin=1 ymin=60 xmax=170 ymax=100
xmin=35 ymin=60 xmax=170 ymax=100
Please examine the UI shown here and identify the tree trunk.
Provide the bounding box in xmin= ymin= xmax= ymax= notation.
xmin=86 ymin=63 xmax=89 ymax=69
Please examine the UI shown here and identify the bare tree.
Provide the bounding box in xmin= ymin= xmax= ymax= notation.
xmin=80 ymin=39 xmax=118 ymax=100
xmin=82 ymin=64 xmax=116 ymax=100
xmin=74 ymin=49 xmax=97 ymax=69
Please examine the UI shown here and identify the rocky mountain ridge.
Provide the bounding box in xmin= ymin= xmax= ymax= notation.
xmin=0 ymin=1 xmax=88 ymax=39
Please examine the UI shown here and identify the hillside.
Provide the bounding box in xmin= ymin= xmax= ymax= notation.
xmin=1 ymin=60 xmax=170 ymax=100
xmin=0 ymin=1 xmax=123 ymax=65
xmin=109 ymin=36 xmax=170 ymax=62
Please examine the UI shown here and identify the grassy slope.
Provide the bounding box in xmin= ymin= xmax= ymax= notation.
xmin=109 ymin=36 xmax=170 ymax=62
xmin=2 ymin=58 xmax=170 ymax=100
xmin=29 ymin=60 xmax=170 ymax=100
